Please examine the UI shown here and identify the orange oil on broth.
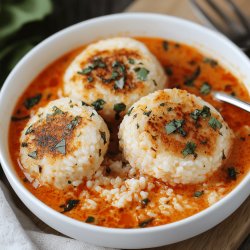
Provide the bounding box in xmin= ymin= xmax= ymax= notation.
xmin=9 ymin=38 xmax=250 ymax=228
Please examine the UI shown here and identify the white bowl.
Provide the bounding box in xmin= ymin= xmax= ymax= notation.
xmin=0 ymin=13 xmax=249 ymax=249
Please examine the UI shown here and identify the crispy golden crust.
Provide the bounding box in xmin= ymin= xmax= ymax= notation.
xmin=143 ymin=90 xmax=219 ymax=157
xmin=72 ymin=49 xmax=146 ymax=94
xmin=29 ymin=112 xmax=89 ymax=160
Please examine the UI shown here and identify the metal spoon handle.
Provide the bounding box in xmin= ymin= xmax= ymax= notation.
xmin=213 ymin=91 xmax=250 ymax=112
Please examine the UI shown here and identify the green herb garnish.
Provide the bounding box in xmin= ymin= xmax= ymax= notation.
xmin=208 ymin=117 xmax=222 ymax=130
xmin=141 ymin=198 xmax=150 ymax=207
xmin=24 ymin=94 xmax=42 ymax=109
xmin=81 ymin=101 xmax=89 ymax=106
xmin=85 ymin=216 xmax=95 ymax=223
xmin=162 ymin=40 xmax=168 ymax=51
xmin=227 ymin=167 xmax=238 ymax=180
xmin=54 ymin=139 xmax=66 ymax=155
xmin=127 ymin=107 xmax=134 ymax=116
xmin=184 ymin=66 xmax=201 ymax=86
xmin=143 ymin=110 xmax=152 ymax=117
xmin=200 ymin=82 xmax=211 ymax=95
xmin=182 ymin=141 xmax=197 ymax=157
xmin=165 ymin=67 xmax=173 ymax=76
xmin=87 ymin=76 xmax=93 ymax=83
xmin=77 ymin=67 xmax=93 ymax=75
xmin=114 ymin=77 xmax=125 ymax=89
xmin=52 ymin=106 xmax=64 ymax=116
xmin=128 ymin=58 xmax=135 ymax=64
xmin=135 ymin=67 xmax=149 ymax=81
xmin=21 ymin=142 xmax=28 ymax=147
xmin=190 ymin=106 xmax=211 ymax=122
xmin=25 ymin=125 xmax=34 ymax=135
xmin=114 ymin=103 xmax=126 ymax=113
xmin=91 ymin=99 xmax=106 ymax=111
xmin=139 ymin=218 xmax=154 ymax=228
xmin=194 ymin=190 xmax=204 ymax=197
xmin=28 ymin=151 xmax=37 ymax=159
xmin=203 ymin=57 xmax=218 ymax=67
xmin=100 ymin=131 xmax=107 ymax=144
xmin=165 ymin=119 xmax=187 ymax=137
xmin=60 ymin=199 xmax=80 ymax=213
xmin=67 ymin=116 xmax=81 ymax=131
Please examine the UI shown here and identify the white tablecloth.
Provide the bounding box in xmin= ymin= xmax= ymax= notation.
xmin=0 ymin=180 xmax=115 ymax=250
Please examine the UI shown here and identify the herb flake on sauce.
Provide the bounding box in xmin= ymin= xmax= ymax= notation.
xmin=91 ymin=99 xmax=106 ymax=111
xmin=200 ymin=82 xmax=211 ymax=95
xmin=194 ymin=190 xmax=204 ymax=197
xmin=11 ymin=115 xmax=30 ymax=122
xmin=60 ymin=199 xmax=80 ymax=213
xmin=24 ymin=94 xmax=42 ymax=109
xmin=184 ymin=66 xmax=200 ymax=86
xmin=85 ymin=216 xmax=95 ymax=223
xmin=227 ymin=167 xmax=238 ymax=180
xmin=139 ymin=218 xmax=154 ymax=228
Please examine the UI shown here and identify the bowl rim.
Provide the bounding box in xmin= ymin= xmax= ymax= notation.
xmin=0 ymin=12 xmax=249 ymax=235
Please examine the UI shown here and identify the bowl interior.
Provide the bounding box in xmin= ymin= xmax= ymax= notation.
xmin=0 ymin=13 xmax=249 ymax=249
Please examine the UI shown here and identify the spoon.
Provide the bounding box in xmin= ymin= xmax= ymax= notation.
xmin=212 ymin=91 xmax=250 ymax=113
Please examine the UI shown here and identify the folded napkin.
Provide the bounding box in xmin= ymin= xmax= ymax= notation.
xmin=0 ymin=180 xmax=115 ymax=250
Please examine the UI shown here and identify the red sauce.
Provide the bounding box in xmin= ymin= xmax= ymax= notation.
xmin=9 ymin=37 xmax=250 ymax=228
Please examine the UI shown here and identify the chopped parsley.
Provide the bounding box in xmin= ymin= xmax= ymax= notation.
xmin=208 ymin=117 xmax=222 ymax=130
xmin=165 ymin=119 xmax=187 ymax=137
xmin=114 ymin=77 xmax=125 ymax=89
xmin=143 ymin=110 xmax=152 ymax=117
xmin=114 ymin=103 xmax=126 ymax=120
xmin=28 ymin=151 xmax=37 ymax=159
xmin=54 ymin=139 xmax=66 ymax=155
xmin=67 ymin=116 xmax=81 ymax=131
xmin=21 ymin=142 xmax=28 ymax=147
xmin=227 ymin=167 xmax=238 ymax=180
xmin=165 ymin=67 xmax=173 ymax=76
xmin=100 ymin=131 xmax=107 ymax=144
xmin=25 ymin=125 xmax=34 ymax=135
xmin=77 ymin=67 xmax=92 ymax=75
xmin=200 ymin=82 xmax=211 ymax=95
xmin=85 ymin=216 xmax=95 ymax=223
xmin=162 ymin=40 xmax=168 ymax=51
xmin=139 ymin=218 xmax=154 ymax=228
xmin=60 ymin=199 xmax=80 ymax=213
xmin=128 ymin=58 xmax=135 ymax=64
xmin=114 ymin=103 xmax=126 ymax=113
xmin=194 ymin=190 xmax=204 ymax=197
xmin=91 ymin=99 xmax=106 ymax=111
xmin=141 ymin=198 xmax=150 ymax=207
xmin=203 ymin=57 xmax=218 ymax=67
xmin=182 ymin=141 xmax=197 ymax=157
xmin=153 ymin=80 xmax=157 ymax=86
xmin=24 ymin=94 xmax=42 ymax=109
xmin=87 ymin=76 xmax=93 ymax=83
xmin=184 ymin=66 xmax=201 ymax=86
xmin=52 ymin=106 xmax=64 ymax=116
xmin=190 ymin=106 xmax=211 ymax=122
xmin=81 ymin=101 xmax=89 ymax=106
xmin=134 ymin=67 xmax=149 ymax=81
xmin=127 ymin=107 xmax=134 ymax=116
